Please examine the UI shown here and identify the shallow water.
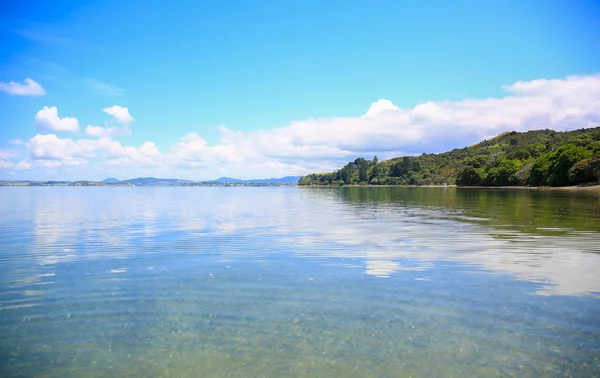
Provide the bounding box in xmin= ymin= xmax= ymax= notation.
xmin=1 ymin=186 xmax=599 ymax=377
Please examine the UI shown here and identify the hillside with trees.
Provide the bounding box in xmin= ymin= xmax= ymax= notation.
xmin=298 ymin=127 xmax=600 ymax=187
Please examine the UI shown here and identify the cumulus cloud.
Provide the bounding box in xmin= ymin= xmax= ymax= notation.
xmin=26 ymin=134 xmax=160 ymax=162
xmin=221 ymin=73 xmax=600 ymax=162
xmin=365 ymin=99 xmax=400 ymax=117
xmin=85 ymin=106 xmax=134 ymax=138
xmin=3 ymin=73 xmax=600 ymax=180
xmin=0 ymin=78 xmax=46 ymax=96
xmin=166 ymin=73 xmax=600 ymax=178
xmin=172 ymin=132 xmax=246 ymax=166
xmin=35 ymin=106 xmax=79 ymax=132
xmin=103 ymin=105 xmax=134 ymax=125
xmin=85 ymin=125 xmax=130 ymax=138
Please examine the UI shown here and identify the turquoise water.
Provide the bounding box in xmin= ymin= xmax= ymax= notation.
xmin=1 ymin=187 xmax=599 ymax=377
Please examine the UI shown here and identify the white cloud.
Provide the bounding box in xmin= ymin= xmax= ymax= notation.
xmin=3 ymin=73 xmax=600 ymax=180
xmin=8 ymin=139 xmax=24 ymax=145
xmin=0 ymin=160 xmax=13 ymax=169
xmin=222 ymin=73 xmax=600 ymax=162
xmin=15 ymin=160 xmax=31 ymax=170
xmin=139 ymin=142 xmax=161 ymax=159
xmin=0 ymin=78 xmax=46 ymax=96
xmin=365 ymin=99 xmax=400 ymax=117
xmin=28 ymin=134 xmax=94 ymax=160
xmin=22 ymin=134 xmax=163 ymax=173
xmin=85 ymin=106 xmax=134 ymax=138
xmin=165 ymin=73 xmax=600 ymax=178
xmin=85 ymin=125 xmax=113 ymax=138
xmin=103 ymin=105 xmax=134 ymax=125
xmin=35 ymin=106 xmax=79 ymax=132
xmin=85 ymin=125 xmax=130 ymax=138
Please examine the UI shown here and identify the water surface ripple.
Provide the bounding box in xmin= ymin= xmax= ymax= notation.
xmin=1 ymin=187 xmax=599 ymax=377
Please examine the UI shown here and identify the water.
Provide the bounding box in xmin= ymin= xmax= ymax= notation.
xmin=1 ymin=187 xmax=599 ymax=377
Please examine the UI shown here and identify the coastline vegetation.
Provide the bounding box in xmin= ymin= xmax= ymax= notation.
xmin=298 ymin=127 xmax=600 ymax=187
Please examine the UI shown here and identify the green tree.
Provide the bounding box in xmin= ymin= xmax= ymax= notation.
xmin=457 ymin=167 xmax=483 ymax=186
xmin=547 ymin=144 xmax=591 ymax=186
xmin=390 ymin=157 xmax=411 ymax=177
xmin=571 ymin=134 xmax=593 ymax=147
xmin=489 ymin=153 xmax=502 ymax=168
xmin=568 ymin=157 xmax=600 ymax=184
xmin=496 ymin=159 xmax=522 ymax=185
xmin=513 ymin=163 xmax=533 ymax=185
xmin=509 ymin=148 xmax=530 ymax=161
xmin=528 ymin=152 xmax=554 ymax=186
xmin=527 ymin=143 xmax=546 ymax=158
xmin=464 ymin=156 xmax=487 ymax=168
xmin=587 ymin=141 xmax=600 ymax=155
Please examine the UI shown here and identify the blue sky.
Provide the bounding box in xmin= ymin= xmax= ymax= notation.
xmin=1 ymin=0 xmax=599 ymax=180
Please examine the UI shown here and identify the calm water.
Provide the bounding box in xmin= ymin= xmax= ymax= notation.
xmin=1 ymin=187 xmax=599 ymax=377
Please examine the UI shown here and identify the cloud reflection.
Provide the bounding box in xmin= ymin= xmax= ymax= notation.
xmin=1 ymin=187 xmax=599 ymax=298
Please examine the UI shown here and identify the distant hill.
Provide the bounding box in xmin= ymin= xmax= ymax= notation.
xmin=102 ymin=178 xmax=120 ymax=183
xmin=213 ymin=176 xmax=301 ymax=184
xmin=299 ymin=127 xmax=600 ymax=187
xmin=121 ymin=177 xmax=192 ymax=185
xmin=214 ymin=177 xmax=243 ymax=183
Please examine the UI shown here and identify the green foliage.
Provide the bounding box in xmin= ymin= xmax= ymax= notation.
xmin=527 ymin=143 xmax=546 ymax=158
xmin=546 ymin=144 xmax=591 ymax=186
xmin=571 ymin=134 xmax=594 ymax=147
xmin=587 ymin=141 xmax=600 ymax=155
xmin=486 ymin=159 xmax=522 ymax=185
xmin=457 ymin=167 xmax=483 ymax=186
xmin=298 ymin=127 xmax=600 ymax=187
xmin=513 ymin=163 xmax=533 ymax=186
xmin=508 ymin=148 xmax=530 ymax=161
xmin=528 ymin=152 xmax=553 ymax=186
xmin=463 ymin=156 xmax=487 ymax=168
xmin=568 ymin=157 xmax=600 ymax=184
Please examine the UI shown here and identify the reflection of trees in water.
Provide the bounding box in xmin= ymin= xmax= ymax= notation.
xmin=327 ymin=187 xmax=600 ymax=235
xmin=313 ymin=187 xmax=600 ymax=296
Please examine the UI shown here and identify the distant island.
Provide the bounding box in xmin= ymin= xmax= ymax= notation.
xmin=0 ymin=176 xmax=302 ymax=187
xmin=298 ymin=127 xmax=600 ymax=187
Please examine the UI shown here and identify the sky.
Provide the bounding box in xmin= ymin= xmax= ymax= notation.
xmin=1 ymin=0 xmax=599 ymax=181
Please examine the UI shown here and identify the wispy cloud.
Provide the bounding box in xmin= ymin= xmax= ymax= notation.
xmin=0 ymin=78 xmax=46 ymax=96
xmin=13 ymin=25 xmax=102 ymax=52
xmin=14 ymin=28 xmax=78 ymax=49
xmin=86 ymin=78 xmax=125 ymax=98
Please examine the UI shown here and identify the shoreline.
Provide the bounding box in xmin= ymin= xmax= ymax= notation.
xmin=299 ymin=184 xmax=600 ymax=192
xmin=456 ymin=185 xmax=600 ymax=192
